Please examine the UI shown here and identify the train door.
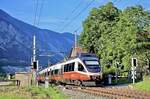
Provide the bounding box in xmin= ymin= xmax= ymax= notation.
xmin=60 ymin=65 xmax=64 ymax=82
xmin=77 ymin=62 xmax=90 ymax=81
xmin=74 ymin=62 xmax=78 ymax=71
xmin=78 ymin=62 xmax=85 ymax=72
xmin=49 ymin=69 xmax=52 ymax=82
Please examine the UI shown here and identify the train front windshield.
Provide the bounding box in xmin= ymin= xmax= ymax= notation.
xmin=79 ymin=53 xmax=101 ymax=73
xmin=84 ymin=60 xmax=100 ymax=73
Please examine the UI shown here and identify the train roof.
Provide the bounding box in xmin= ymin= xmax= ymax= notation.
xmin=39 ymin=57 xmax=81 ymax=74
xmin=39 ymin=53 xmax=98 ymax=74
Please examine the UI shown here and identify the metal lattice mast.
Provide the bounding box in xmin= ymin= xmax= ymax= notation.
xmin=33 ymin=35 xmax=36 ymax=62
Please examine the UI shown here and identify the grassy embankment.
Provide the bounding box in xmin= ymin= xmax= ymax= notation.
xmin=133 ymin=76 xmax=150 ymax=92
xmin=0 ymin=86 xmax=68 ymax=99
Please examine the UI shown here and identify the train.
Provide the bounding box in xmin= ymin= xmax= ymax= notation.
xmin=38 ymin=53 xmax=103 ymax=86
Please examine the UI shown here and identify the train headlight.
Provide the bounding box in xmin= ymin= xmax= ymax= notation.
xmin=90 ymin=75 xmax=101 ymax=80
xmin=90 ymin=76 xmax=96 ymax=80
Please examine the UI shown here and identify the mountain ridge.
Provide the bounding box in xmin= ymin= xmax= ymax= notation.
xmin=0 ymin=9 xmax=75 ymax=73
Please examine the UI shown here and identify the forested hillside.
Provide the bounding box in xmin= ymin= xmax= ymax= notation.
xmin=79 ymin=2 xmax=150 ymax=75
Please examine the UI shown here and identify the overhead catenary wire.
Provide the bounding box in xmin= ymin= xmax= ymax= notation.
xmin=72 ymin=0 xmax=112 ymax=35
xmin=37 ymin=0 xmax=45 ymax=26
xmin=56 ymin=0 xmax=83 ymax=33
xmin=113 ymin=0 xmax=121 ymax=5
xmin=33 ymin=0 xmax=66 ymax=61
xmin=33 ymin=0 xmax=45 ymax=27
xmin=64 ymin=0 xmax=83 ymax=21
xmin=33 ymin=0 xmax=39 ymax=26
xmin=34 ymin=0 xmax=49 ymax=51
xmin=60 ymin=0 xmax=96 ymax=32
xmin=32 ymin=0 xmax=46 ymax=61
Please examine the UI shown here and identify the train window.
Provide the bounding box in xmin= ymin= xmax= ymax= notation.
xmin=66 ymin=64 xmax=69 ymax=72
xmin=51 ymin=70 xmax=54 ymax=75
xmin=70 ymin=63 xmax=75 ymax=71
xmin=64 ymin=65 xmax=66 ymax=72
xmin=64 ymin=66 xmax=65 ymax=72
xmin=64 ymin=64 xmax=69 ymax=72
xmin=54 ymin=69 xmax=59 ymax=75
xmin=78 ymin=63 xmax=85 ymax=71
xmin=66 ymin=65 xmax=68 ymax=72
xmin=68 ymin=65 xmax=71 ymax=71
xmin=64 ymin=63 xmax=75 ymax=72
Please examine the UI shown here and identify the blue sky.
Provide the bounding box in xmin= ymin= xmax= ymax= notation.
xmin=0 ymin=0 xmax=150 ymax=34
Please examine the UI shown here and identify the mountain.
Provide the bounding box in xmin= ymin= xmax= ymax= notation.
xmin=0 ymin=9 xmax=75 ymax=73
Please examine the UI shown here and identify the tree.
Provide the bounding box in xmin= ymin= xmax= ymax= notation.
xmin=79 ymin=3 xmax=150 ymax=75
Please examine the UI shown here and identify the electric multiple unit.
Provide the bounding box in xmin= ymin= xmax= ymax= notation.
xmin=38 ymin=53 xmax=102 ymax=86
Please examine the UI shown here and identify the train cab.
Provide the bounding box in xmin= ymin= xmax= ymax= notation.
xmin=78 ymin=53 xmax=102 ymax=81
xmin=79 ymin=53 xmax=101 ymax=73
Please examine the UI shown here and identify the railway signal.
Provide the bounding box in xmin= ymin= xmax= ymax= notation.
xmin=33 ymin=61 xmax=37 ymax=69
xmin=132 ymin=58 xmax=137 ymax=67
xmin=131 ymin=58 xmax=137 ymax=84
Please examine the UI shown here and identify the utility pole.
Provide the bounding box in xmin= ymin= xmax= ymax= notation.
xmin=31 ymin=35 xmax=38 ymax=86
xmin=33 ymin=35 xmax=36 ymax=62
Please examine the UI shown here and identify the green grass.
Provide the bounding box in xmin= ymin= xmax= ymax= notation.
xmin=27 ymin=86 xmax=68 ymax=99
xmin=133 ymin=76 xmax=150 ymax=92
xmin=0 ymin=95 xmax=25 ymax=99
xmin=0 ymin=86 xmax=68 ymax=99
xmin=0 ymin=86 xmax=31 ymax=99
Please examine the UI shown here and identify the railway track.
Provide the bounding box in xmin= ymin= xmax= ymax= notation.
xmin=65 ymin=85 xmax=150 ymax=99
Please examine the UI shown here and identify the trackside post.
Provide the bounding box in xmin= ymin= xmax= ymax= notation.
xmin=131 ymin=58 xmax=137 ymax=84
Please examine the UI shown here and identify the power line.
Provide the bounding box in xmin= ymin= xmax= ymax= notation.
xmin=60 ymin=0 xmax=96 ymax=32
xmin=73 ymin=0 xmax=118 ymax=34
xmin=113 ymin=0 xmax=121 ymax=5
xmin=57 ymin=0 xmax=83 ymax=33
xmin=33 ymin=0 xmax=45 ymax=27
xmin=37 ymin=0 xmax=45 ymax=26
xmin=33 ymin=0 xmax=39 ymax=26
xmin=64 ymin=0 xmax=83 ymax=21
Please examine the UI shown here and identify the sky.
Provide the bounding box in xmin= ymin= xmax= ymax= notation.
xmin=0 ymin=0 xmax=150 ymax=34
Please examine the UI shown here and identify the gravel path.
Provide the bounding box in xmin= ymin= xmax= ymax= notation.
xmin=57 ymin=85 xmax=108 ymax=99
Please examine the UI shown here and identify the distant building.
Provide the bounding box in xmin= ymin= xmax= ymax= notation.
xmin=69 ymin=46 xmax=87 ymax=58
xmin=15 ymin=72 xmax=32 ymax=87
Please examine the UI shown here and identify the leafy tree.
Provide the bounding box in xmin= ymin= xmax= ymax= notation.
xmin=79 ymin=3 xmax=150 ymax=75
xmin=117 ymin=6 xmax=150 ymax=73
